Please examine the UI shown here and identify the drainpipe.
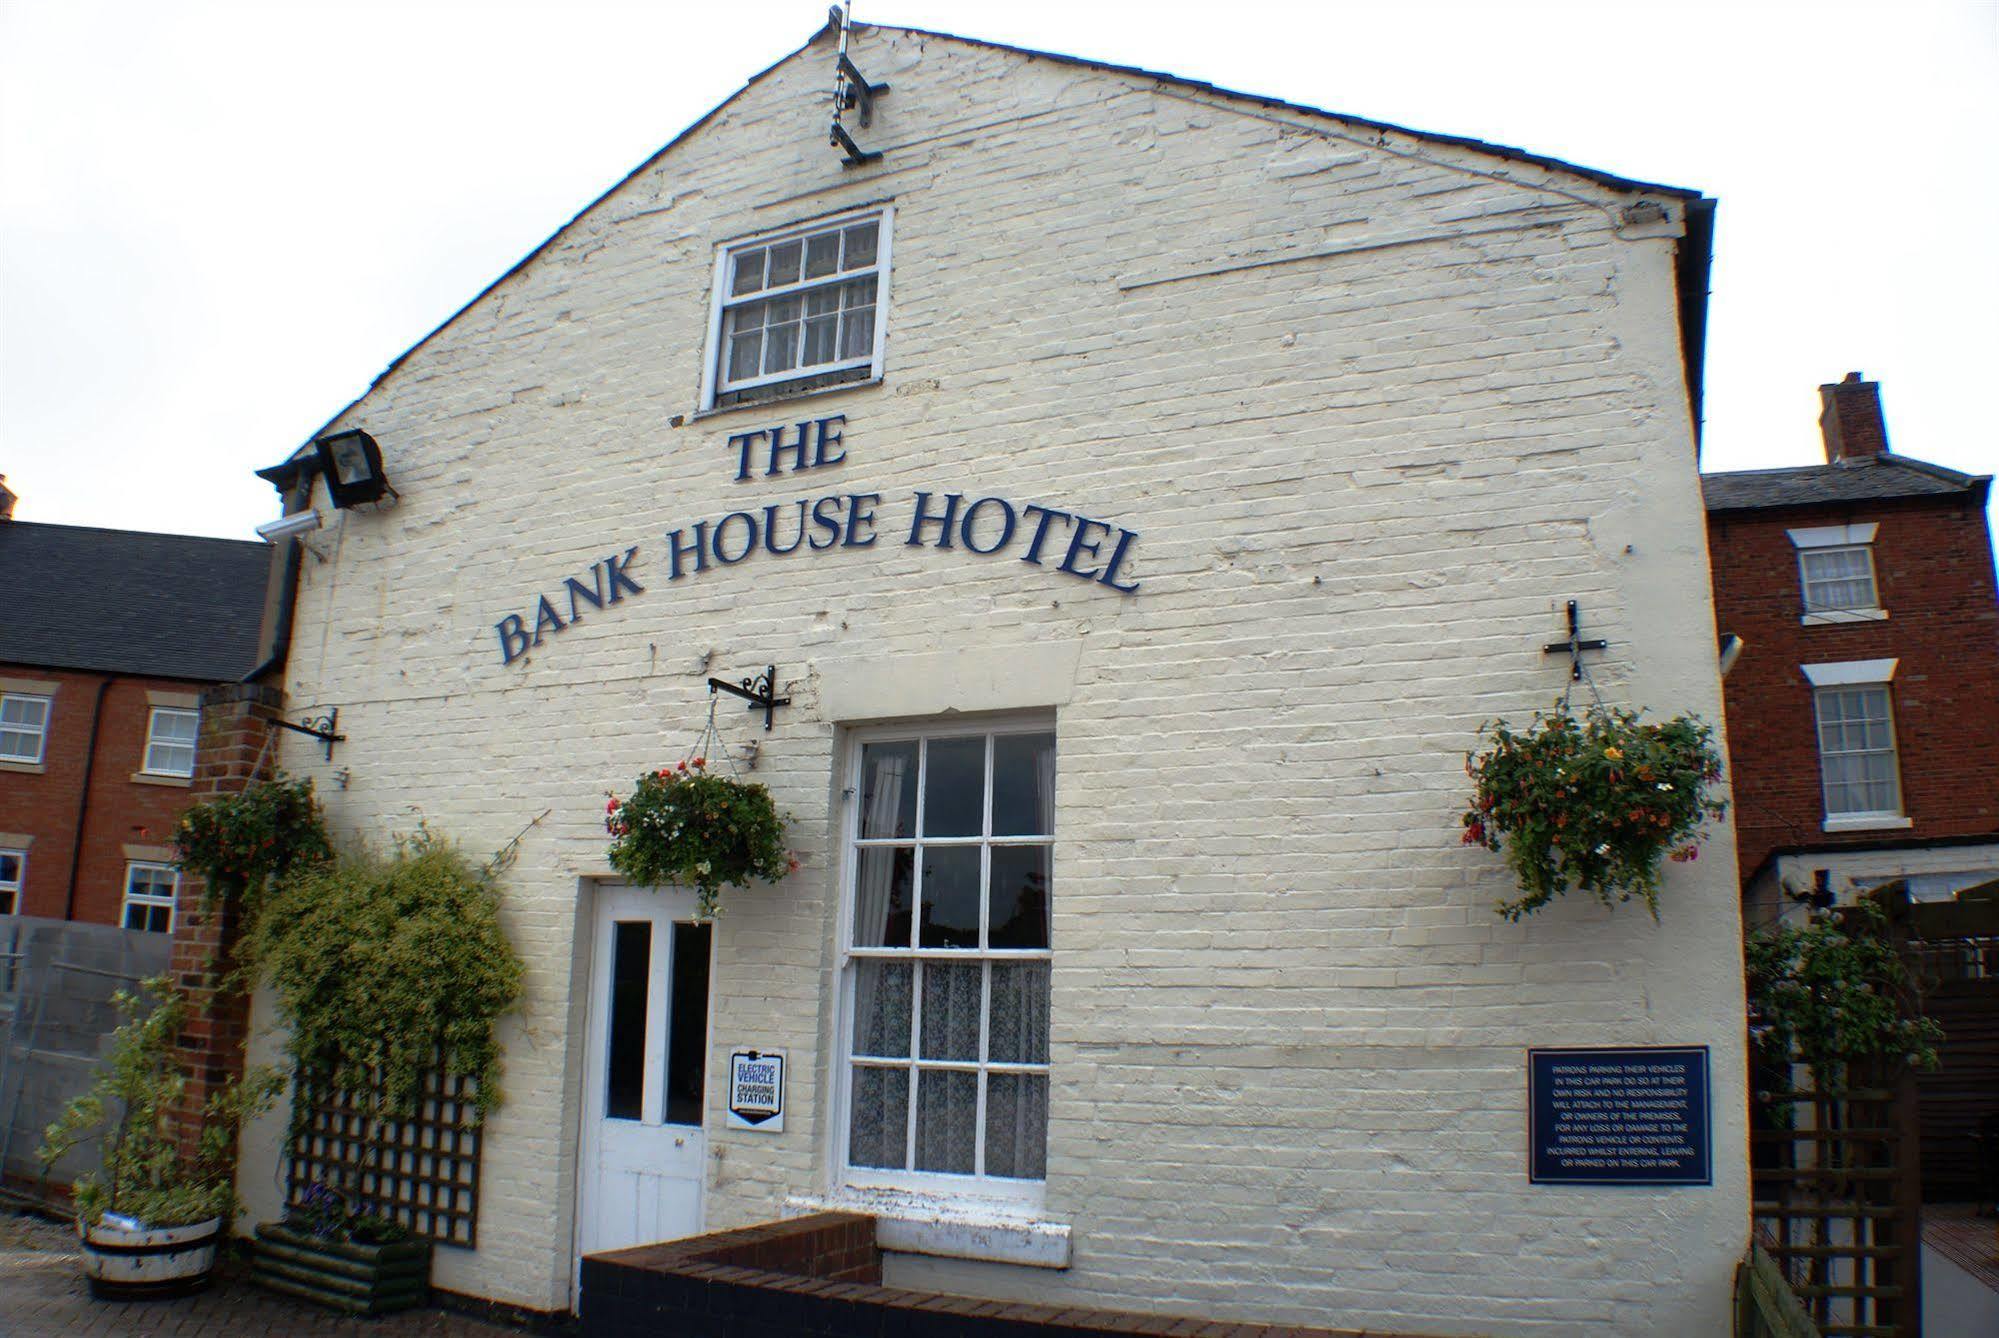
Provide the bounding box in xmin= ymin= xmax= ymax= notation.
xmin=62 ymin=677 xmax=113 ymax=921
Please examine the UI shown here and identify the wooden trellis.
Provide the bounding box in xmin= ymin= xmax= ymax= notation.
xmin=285 ymin=1066 xmax=484 ymax=1248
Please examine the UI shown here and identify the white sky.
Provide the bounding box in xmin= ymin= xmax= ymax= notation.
xmin=3 ymin=1 xmax=1995 ymax=542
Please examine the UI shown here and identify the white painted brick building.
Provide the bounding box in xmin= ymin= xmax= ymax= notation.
xmin=237 ymin=20 xmax=1748 ymax=1336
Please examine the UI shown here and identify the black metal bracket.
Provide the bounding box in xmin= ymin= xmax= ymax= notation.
xmin=273 ymin=706 xmax=345 ymax=762
xmin=708 ymin=666 xmax=791 ymax=732
xmin=1542 ymin=600 xmax=1609 ymax=681
xmin=830 ymin=121 xmax=882 ymax=168
xmin=838 ymin=53 xmax=888 ymax=126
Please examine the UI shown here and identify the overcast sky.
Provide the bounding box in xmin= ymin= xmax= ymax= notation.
xmin=3 ymin=1 xmax=1995 ymax=541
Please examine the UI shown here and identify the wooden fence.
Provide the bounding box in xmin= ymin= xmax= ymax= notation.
xmin=1750 ymin=1073 xmax=1922 ymax=1338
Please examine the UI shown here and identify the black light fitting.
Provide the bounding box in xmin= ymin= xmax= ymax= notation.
xmin=313 ymin=429 xmax=392 ymax=509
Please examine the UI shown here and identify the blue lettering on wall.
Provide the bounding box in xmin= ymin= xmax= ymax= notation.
xmin=489 ymin=421 xmax=1146 ymax=666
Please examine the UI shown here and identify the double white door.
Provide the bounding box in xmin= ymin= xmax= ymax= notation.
xmin=575 ymin=885 xmax=712 ymax=1273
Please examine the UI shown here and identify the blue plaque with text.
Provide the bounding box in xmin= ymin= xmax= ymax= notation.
xmin=1529 ymin=1046 xmax=1710 ymax=1185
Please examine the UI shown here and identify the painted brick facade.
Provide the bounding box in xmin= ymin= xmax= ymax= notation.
xmin=1705 ymin=420 xmax=1999 ymax=902
xmin=234 ymin=26 xmax=1750 ymax=1337
xmin=0 ymin=664 xmax=210 ymax=928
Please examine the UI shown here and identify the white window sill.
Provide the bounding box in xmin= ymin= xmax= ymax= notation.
xmin=131 ymin=771 xmax=193 ymax=788
xmin=689 ymin=374 xmax=884 ymax=423
xmin=783 ymin=1190 xmax=1071 ymax=1269
xmin=1802 ymin=609 xmax=1889 ymax=626
xmin=1823 ymin=814 xmax=1913 ymax=833
xmin=0 ymin=759 xmax=46 ymax=774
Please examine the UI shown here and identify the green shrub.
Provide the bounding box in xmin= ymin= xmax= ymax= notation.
xmin=248 ymin=829 xmax=523 ymax=1117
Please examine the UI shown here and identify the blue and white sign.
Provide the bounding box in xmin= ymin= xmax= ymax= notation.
xmin=1528 ymin=1046 xmax=1711 ymax=1185
xmin=727 ymin=1049 xmax=786 ymax=1132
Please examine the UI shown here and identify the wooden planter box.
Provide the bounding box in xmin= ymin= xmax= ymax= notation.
xmin=250 ymin=1221 xmax=431 ymax=1315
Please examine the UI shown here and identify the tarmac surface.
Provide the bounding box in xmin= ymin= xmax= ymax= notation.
xmin=0 ymin=1212 xmax=535 ymax=1337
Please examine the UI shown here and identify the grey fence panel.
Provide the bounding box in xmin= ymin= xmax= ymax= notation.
xmin=0 ymin=916 xmax=173 ymax=1203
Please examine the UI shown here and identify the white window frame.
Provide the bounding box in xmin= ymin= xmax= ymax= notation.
xmin=1802 ymin=660 xmax=1908 ymax=830
xmin=699 ymin=206 xmax=893 ymax=411
xmin=121 ymin=862 xmax=179 ymax=934
xmin=0 ymin=849 xmax=22 ymax=916
xmin=832 ymin=715 xmax=1054 ymax=1209
xmin=141 ymin=706 xmax=199 ymax=778
xmin=1788 ymin=523 xmax=1887 ymax=624
xmin=0 ymin=693 xmax=52 ymax=764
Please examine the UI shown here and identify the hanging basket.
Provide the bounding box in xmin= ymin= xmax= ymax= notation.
xmin=605 ymin=759 xmax=796 ymax=916
xmin=1462 ymin=703 xmax=1726 ymax=922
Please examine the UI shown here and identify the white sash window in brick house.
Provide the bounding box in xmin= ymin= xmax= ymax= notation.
xmin=839 ymin=721 xmax=1053 ymax=1199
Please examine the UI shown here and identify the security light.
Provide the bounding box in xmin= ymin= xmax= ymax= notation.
xmin=313 ymin=429 xmax=390 ymax=508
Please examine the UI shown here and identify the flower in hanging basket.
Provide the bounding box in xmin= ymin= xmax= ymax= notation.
xmin=604 ymin=759 xmax=793 ymax=916
xmin=1462 ymin=704 xmax=1727 ymax=922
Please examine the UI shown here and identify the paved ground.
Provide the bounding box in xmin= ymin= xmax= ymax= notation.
xmin=1 ymin=1212 xmax=538 ymax=1337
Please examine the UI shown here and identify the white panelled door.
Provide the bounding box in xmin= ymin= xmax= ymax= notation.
xmin=576 ymin=884 xmax=712 ymax=1275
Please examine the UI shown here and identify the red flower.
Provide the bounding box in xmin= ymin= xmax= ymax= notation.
xmin=692 ymin=757 xmax=706 ymax=769
xmin=606 ymin=798 xmax=619 ymax=814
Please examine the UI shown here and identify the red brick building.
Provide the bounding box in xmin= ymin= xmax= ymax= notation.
xmin=0 ymin=514 xmax=270 ymax=930
xmin=1704 ymin=374 xmax=1999 ymax=921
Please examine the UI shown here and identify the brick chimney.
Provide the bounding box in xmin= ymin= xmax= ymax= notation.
xmin=0 ymin=474 xmax=14 ymax=521
xmin=1819 ymin=372 xmax=1890 ymax=464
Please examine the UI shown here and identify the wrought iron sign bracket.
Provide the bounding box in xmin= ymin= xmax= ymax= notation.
xmin=273 ymin=706 xmax=346 ymax=762
xmin=1542 ymin=600 xmax=1609 ymax=681
xmin=708 ymin=666 xmax=792 ymax=732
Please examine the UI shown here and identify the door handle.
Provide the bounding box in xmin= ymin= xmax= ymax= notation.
xmin=674 ymin=1137 xmax=686 ymax=1147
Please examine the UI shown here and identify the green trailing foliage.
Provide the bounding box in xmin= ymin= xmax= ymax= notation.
xmin=173 ymin=774 xmax=333 ymax=909
xmin=605 ymin=758 xmax=796 ymax=917
xmin=1746 ymin=901 xmax=1942 ymax=1090
xmin=247 ymin=827 xmax=524 ymax=1118
xmin=39 ymin=977 xmax=281 ymax=1228
xmin=1462 ymin=704 xmax=1728 ymax=922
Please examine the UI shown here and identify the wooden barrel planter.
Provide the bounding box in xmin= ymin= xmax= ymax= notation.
xmin=249 ymin=1221 xmax=431 ymax=1315
xmin=79 ymin=1216 xmax=224 ymax=1299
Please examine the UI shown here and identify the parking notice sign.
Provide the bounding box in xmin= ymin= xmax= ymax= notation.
xmin=727 ymin=1049 xmax=785 ymax=1131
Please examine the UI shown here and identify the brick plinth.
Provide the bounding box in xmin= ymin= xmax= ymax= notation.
xmin=166 ymin=681 xmax=284 ymax=1160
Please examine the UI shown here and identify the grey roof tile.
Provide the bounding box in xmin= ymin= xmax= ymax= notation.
xmin=1701 ymin=454 xmax=1988 ymax=512
xmin=0 ymin=522 xmax=268 ymax=682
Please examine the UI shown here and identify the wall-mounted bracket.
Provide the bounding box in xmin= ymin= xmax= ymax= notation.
xmin=838 ymin=52 xmax=888 ymax=126
xmin=1542 ymin=600 xmax=1609 ymax=681
xmin=273 ymin=706 xmax=346 ymax=762
xmin=830 ymin=122 xmax=882 ymax=168
xmin=708 ymin=666 xmax=792 ymax=732
xmin=827 ymin=4 xmax=887 ymax=167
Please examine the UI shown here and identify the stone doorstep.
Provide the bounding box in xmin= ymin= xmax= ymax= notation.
xmin=582 ymin=1211 xmax=1448 ymax=1337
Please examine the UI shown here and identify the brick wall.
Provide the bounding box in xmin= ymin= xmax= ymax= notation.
xmin=582 ymin=1213 xmax=1434 ymax=1338
xmin=1707 ymin=492 xmax=1999 ymax=885
xmin=0 ymin=663 xmax=218 ymax=925
xmin=233 ymin=27 xmax=1750 ymax=1336
xmin=164 ymin=682 xmax=282 ymax=1158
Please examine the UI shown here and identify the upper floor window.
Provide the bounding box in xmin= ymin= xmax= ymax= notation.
xmin=0 ymin=850 xmax=22 ymax=915
xmin=0 ymin=693 xmax=51 ymax=764
xmin=1802 ymin=659 xmax=1906 ymax=831
xmin=704 ymin=210 xmax=890 ymax=411
xmin=142 ymin=707 xmax=199 ymax=778
xmin=122 ymin=862 xmax=178 ymax=933
xmin=1788 ymin=524 xmax=1884 ymax=623
xmin=840 ymin=722 xmax=1053 ymax=1200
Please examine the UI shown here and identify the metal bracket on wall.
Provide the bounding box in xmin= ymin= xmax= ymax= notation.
xmin=827 ymin=5 xmax=888 ymax=166
xmin=1542 ymin=600 xmax=1609 ymax=681
xmin=708 ymin=667 xmax=792 ymax=732
xmin=273 ymin=707 xmax=345 ymax=762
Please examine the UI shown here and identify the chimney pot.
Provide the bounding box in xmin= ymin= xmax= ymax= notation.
xmin=1819 ymin=374 xmax=1890 ymax=464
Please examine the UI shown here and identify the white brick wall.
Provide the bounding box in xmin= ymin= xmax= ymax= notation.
xmin=237 ymin=27 xmax=1749 ymax=1335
